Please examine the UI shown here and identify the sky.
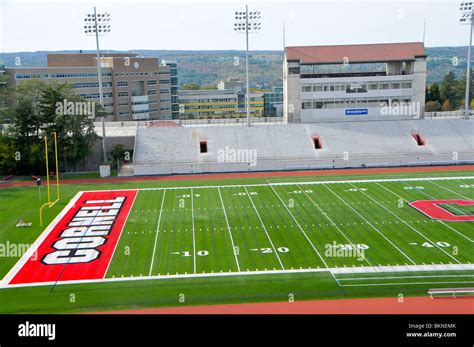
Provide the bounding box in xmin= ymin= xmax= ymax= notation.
xmin=0 ymin=0 xmax=470 ymax=53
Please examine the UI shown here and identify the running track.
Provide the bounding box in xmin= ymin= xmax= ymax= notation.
xmin=2 ymin=165 xmax=474 ymax=189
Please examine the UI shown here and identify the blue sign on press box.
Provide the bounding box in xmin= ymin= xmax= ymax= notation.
xmin=345 ymin=109 xmax=368 ymax=116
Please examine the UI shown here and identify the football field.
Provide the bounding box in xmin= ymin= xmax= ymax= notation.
xmin=105 ymin=176 xmax=474 ymax=283
xmin=1 ymin=173 xmax=474 ymax=312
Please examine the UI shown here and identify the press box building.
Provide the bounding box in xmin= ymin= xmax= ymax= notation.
xmin=283 ymin=42 xmax=427 ymax=123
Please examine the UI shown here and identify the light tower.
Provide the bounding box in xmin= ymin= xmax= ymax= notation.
xmin=459 ymin=2 xmax=474 ymax=119
xmin=234 ymin=6 xmax=261 ymax=126
xmin=84 ymin=7 xmax=111 ymax=162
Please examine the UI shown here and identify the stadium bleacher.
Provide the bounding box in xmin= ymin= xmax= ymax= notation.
xmin=132 ymin=119 xmax=474 ymax=175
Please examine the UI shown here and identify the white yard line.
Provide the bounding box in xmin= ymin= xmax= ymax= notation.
xmin=3 ymin=263 xmax=473 ymax=289
xmin=350 ymin=182 xmax=462 ymax=264
xmin=191 ymin=187 xmax=196 ymax=274
xmin=322 ymin=184 xmax=417 ymax=265
xmin=218 ymin=187 xmax=241 ymax=272
xmin=429 ymin=179 xmax=471 ymax=200
xmin=148 ymin=190 xmax=167 ymax=276
xmin=0 ymin=191 xmax=84 ymax=287
xmin=268 ymin=184 xmax=329 ymax=268
xmin=297 ymin=184 xmax=373 ymax=267
xmin=377 ymin=182 xmax=473 ymax=243
xmin=244 ymin=186 xmax=285 ymax=270
xmin=105 ymin=191 xmax=139 ymax=277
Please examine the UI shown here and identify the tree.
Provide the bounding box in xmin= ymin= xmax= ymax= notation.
xmin=425 ymin=101 xmax=441 ymax=112
xmin=425 ymin=83 xmax=441 ymax=103
xmin=37 ymin=83 xmax=98 ymax=171
xmin=181 ymin=83 xmax=201 ymax=90
xmin=453 ymin=71 xmax=474 ymax=108
xmin=439 ymin=72 xmax=458 ymax=108
xmin=5 ymin=81 xmax=98 ymax=174
xmin=441 ymin=99 xmax=454 ymax=111
xmin=110 ymin=144 xmax=127 ymax=162
xmin=0 ymin=135 xmax=17 ymax=175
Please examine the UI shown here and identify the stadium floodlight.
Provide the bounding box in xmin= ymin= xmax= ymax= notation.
xmin=84 ymin=7 xmax=111 ymax=163
xmin=460 ymin=2 xmax=474 ymax=119
xmin=234 ymin=6 xmax=261 ymax=127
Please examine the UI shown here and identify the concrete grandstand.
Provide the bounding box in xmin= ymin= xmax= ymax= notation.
xmin=131 ymin=119 xmax=474 ymax=175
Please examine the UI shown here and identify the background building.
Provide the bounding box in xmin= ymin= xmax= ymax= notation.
xmin=5 ymin=53 xmax=175 ymax=121
xmin=218 ymin=78 xmax=243 ymax=91
xmin=178 ymin=89 xmax=264 ymax=118
xmin=264 ymin=86 xmax=283 ymax=117
xmin=283 ymin=42 xmax=427 ymax=123
xmin=162 ymin=60 xmax=179 ymax=119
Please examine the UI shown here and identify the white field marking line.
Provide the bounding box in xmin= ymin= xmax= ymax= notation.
xmin=429 ymin=179 xmax=471 ymax=200
xmin=0 ymin=191 xmax=84 ymax=287
xmin=339 ymin=281 xmax=474 ymax=288
xmin=105 ymin=190 xmax=139 ymax=277
xmin=244 ymin=186 xmax=285 ymax=270
xmin=71 ymin=176 xmax=474 ymax=193
xmin=148 ymin=190 xmax=167 ymax=276
xmin=191 ymin=187 xmax=196 ymax=274
xmin=296 ymin=184 xmax=373 ymax=267
xmin=383 ymin=181 xmax=473 ymax=243
xmin=322 ymin=184 xmax=416 ymax=265
xmin=377 ymin=182 xmax=474 ymax=243
xmin=350 ymin=182 xmax=462 ymax=264
xmin=338 ymin=274 xmax=474 ymax=282
xmin=218 ymin=187 xmax=241 ymax=272
xmin=268 ymin=184 xmax=329 ymax=268
xmin=329 ymin=271 xmax=341 ymax=286
xmin=3 ymin=263 xmax=473 ymax=289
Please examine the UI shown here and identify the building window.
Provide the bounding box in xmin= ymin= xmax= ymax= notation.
xmin=288 ymin=67 xmax=300 ymax=74
xmin=402 ymin=82 xmax=412 ymax=89
xmin=313 ymin=85 xmax=323 ymax=92
xmin=302 ymin=101 xmax=312 ymax=109
xmin=313 ymin=101 xmax=323 ymax=109
xmin=369 ymin=83 xmax=379 ymax=90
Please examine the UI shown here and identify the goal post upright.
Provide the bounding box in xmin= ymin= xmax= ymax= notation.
xmin=39 ymin=131 xmax=60 ymax=226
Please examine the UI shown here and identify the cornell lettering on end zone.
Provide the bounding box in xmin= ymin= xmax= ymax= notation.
xmin=9 ymin=190 xmax=137 ymax=285
xmin=43 ymin=196 xmax=127 ymax=265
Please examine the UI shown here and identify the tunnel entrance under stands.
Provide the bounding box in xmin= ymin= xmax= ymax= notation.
xmin=200 ymin=141 xmax=208 ymax=153
xmin=312 ymin=136 xmax=323 ymax=149
xmin=412 ymin=133 xmax=425 ymax=146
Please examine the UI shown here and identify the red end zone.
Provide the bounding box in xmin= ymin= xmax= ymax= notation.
xmin=409 ymin=199 xmax=474 ymax=222
xmin=9 ymin=190 xmax=137 ymax=285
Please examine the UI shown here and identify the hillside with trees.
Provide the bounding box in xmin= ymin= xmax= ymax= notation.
xmin=1 ymin=46 xmax=468 ymax=88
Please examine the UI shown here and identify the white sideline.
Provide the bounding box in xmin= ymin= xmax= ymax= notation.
xmin=1 ymin=263 xmax=473 ymax=289
xmin=1 ymin=176 xmax=473 ymax=289
xmin=76 ymin=176 xmax=474 ymax=192
xmin=0 ymin=191 xmax=84 ymax=287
